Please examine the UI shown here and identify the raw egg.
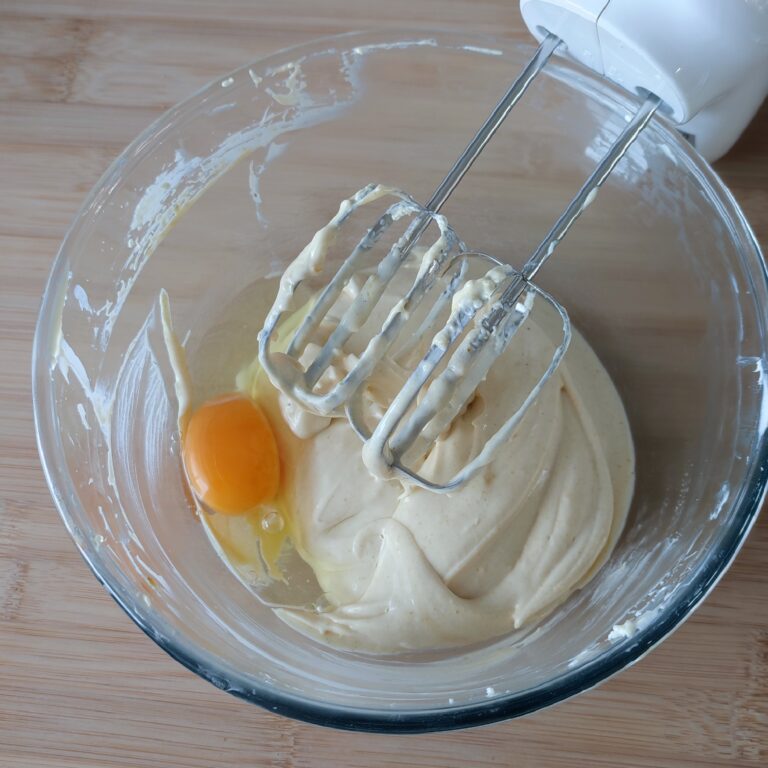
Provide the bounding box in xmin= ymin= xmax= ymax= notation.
xmin=182 ymin=393 xmax=280 ymax=515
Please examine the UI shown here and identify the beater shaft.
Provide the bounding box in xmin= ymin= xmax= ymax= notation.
xmin=259 ymin=36 xmax=664 ymax=491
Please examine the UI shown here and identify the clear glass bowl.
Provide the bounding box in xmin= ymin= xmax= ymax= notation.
xmin=33 ymin=31 xmax=767 ymax=732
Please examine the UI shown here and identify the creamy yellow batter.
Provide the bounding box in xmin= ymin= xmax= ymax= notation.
xmin=271 ymin=290 xmax=633 ymax=651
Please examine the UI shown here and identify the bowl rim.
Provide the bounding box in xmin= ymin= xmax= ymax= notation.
xmin=32 ymin=29 xmax=767 ymax=733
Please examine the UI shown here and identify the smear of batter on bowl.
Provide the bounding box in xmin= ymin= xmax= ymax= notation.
xmin=161 ymin=190 xmax=635 ymax=654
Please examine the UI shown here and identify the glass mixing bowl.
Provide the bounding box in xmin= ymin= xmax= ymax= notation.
xmin=33 ymin=31 xmax=767 ymax=732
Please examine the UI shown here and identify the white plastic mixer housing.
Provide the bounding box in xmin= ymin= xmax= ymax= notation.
xmin=520 ymin=0 xmax=768 ymax=161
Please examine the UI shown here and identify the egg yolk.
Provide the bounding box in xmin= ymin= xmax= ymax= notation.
xmin=182 ymin=394 xmax=280 ymax=515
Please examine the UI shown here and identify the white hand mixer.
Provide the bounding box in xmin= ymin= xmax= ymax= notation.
xmin=259 ymin=0 xmax=768 ymax=492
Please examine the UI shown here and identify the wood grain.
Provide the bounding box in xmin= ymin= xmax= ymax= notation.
xmin=1 ymin=2 xmax=766 ymax=766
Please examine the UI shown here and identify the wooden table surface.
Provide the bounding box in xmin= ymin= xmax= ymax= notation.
xmin=2 ymin=2 xmax=767 ymax=766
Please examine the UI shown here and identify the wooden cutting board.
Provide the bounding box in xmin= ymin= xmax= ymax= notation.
xmin=1 ymin=2 xmax=766 ymax=766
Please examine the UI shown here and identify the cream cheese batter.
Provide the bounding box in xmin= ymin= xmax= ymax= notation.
xmin=268 ymin=285 xmax=633 ymax=652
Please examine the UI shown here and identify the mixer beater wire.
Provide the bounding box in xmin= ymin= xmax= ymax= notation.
xmin=259 ymin=33 xmax=663 ymax=490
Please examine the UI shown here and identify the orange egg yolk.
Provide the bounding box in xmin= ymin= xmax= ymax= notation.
xmin=182 ymin=394 xmax=280 ymax=515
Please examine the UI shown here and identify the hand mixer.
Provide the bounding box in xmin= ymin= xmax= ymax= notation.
xmin=259 ymin=0 xmax=768 ymax=492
